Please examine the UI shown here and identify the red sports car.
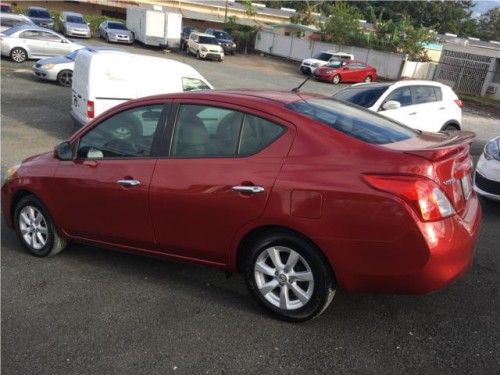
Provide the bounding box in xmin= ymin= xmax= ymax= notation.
xmin=313 ymin=59 xmax=377 ymax=84
xmin=1 ymin=90 xmax=480 ymax=322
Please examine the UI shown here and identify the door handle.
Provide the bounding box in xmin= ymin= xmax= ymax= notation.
xmin=409 ymin=112 xmax=417 ymax=115
xmin=232 ymin=186 xmax=265 ymax=194
xmin=117 ymin=179 xmax=141 ymax=187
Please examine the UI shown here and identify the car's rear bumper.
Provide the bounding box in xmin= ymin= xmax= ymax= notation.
xmin=319 ymin=193 xmax=481 ymax=294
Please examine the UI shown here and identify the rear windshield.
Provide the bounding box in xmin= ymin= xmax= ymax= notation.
xmin=333 ymin=86 xmax=389 ymax=108
xmin=313 ymin=52 xmax=333 ymax=61
xmin=286 ymin=98 xmax=417 ymax=144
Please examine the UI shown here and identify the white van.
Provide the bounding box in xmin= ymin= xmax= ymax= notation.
xmin=299 ymin=51 xmax=354 ymax=75
xmin=70 ymin=50 xmax=213 ymax=126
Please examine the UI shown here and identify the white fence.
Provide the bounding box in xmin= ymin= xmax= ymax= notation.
xmin=400 ymin=61 xmax=438 ymax=80
xmin=255 ymin=32 xmax=407 ymax=80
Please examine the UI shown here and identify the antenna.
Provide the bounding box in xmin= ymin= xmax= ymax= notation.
xmin=292 ymin=74 xmax=312 ymax=93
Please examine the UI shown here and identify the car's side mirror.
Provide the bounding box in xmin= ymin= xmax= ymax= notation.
xmin=55 ymin=141 xmax=73 ymax=160
xmin=382 ymin=100 xmax=401 ymax=111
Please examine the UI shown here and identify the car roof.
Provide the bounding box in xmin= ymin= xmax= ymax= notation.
xmin=27 ymin=6 xmax=49 ymax=11
xmin=62 ymin=11 xmax=84 ymax=17
xmin=348 ymin=80 xmax=446 ymax=90
xmin=1 ymin=13 xmax=32 ymax=20
xmin=192 ymin=32 xmax=215 ymax=37
xmin=2 ymin=24 xmax=50 ymax=34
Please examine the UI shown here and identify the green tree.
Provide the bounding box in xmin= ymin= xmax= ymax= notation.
xmin=322 ymin=2 xmax=362 ymax=46
xmin=477 ymin=7 xmax=500 ymax=41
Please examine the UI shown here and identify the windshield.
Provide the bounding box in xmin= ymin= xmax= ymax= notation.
xmin=286 ymin=98 xmax=417 ymax=144
xmin=333 ymin=86 xmax=389 ymax=108
xmin=213 ymin=31 xmax=230 ymax=39
xmin=27 ymin=9 xmax=50 ymax=18
xmin=67 ymin=15 xmax=85 ymax=24
xmin=325 ymin=60 xmax=344 ymax=68
xmin=108 ymin=22 xmax=127 ymax=30
xmin=313 ymin=52 xmax=333 ymax=61
xmin=199 ymin=36 xmax=217 ymax=44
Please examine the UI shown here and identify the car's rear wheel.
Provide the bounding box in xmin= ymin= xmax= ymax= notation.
xmin=332 ymin=74 xmax=341 ymax=84
xmin=442 ymin=124 xmax=460 ymax=131
xmin=57 ymin=70 xmax=73 ymax=87
xmin=14 ymin=195 xmax=67 ymax=257
xmin=364 ymin=75 xmax=372 ymax=82
xmin=10 ymin=47 xmax=27 ymax=63
xmin=244 ymin=230 xmax=335 ymax=322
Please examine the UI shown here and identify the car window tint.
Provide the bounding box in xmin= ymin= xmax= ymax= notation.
xmin=20 ymin=30 xmax=42 ymax=39
xmin=40 ymin=31 xmax=60 ymax=41
xmin=386 ymin=87 xmax=412 ymax=107
xmin=333 ymin=86 xmax=388 ymax=108
xmin=412 ymin=86 xmax=438 ymax=104
xmin=182 ymin=77 xmax=211 ymax=91
xmin=171 ymin=105 xmax=285 ymax=157
xmin=286 ymin=98 xmax=417 ymax=145
xmin=77 ymin=105 xmax=164 ymax=159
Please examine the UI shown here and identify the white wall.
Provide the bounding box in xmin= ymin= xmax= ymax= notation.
xmin=401 ymin=61 xmax=438 ymax=80
xmin=255 ymin=32 xmax=406 ymax=80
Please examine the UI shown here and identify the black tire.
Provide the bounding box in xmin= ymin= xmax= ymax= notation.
xmin=10 ymin=47 xmax=27 ymax=63
xmin=442 ymin=124 xmax=459 ymax=131
xmin=332 ymin=74 xmax=341 ymax=85
xmin=244 ymin=230 xmax=335 ymax=322
xmin=364 ymin=75 xmax=372 ymax=83
xmin=14 ymin=195 xmax=67 ymax=257
xmin=57 ymin=69 xmax=73 ymax=87
xmin=105 ymin=33 xmax=110 ymax=43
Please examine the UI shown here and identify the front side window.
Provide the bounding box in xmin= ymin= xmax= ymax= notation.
xmin=77 ymin=105 xmax=164 ymax=159
xmin=286 ymin=98 xmax=417 ymax=144
xmin=20 ymin=30 xmax=42 ymax=40
xmin=386 ymin=87 xmax=412 ymax=107
xmin=171 ymin=105 xmax=285 ymax=157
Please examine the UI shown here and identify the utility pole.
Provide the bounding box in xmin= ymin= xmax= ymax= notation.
xmin=224 ymin=0 xmax=228 ymax=23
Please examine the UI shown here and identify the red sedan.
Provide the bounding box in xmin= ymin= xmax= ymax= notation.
xmin=313 ymin=59 xmax=377 ymax=84
xmin=1 ymin=90 xmax=480 ymax=322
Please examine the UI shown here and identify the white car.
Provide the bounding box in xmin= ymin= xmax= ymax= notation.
xmin=187 ymin=32 xmax=223 ymax=61
xmin=0 ymin=25 xmax=84 ymax=63
xmin=474 ymin=136 xmax=500 ymax=201
xmin=33 ymin=46 xmax=124 ymax=87
xmin=299 ymin=50 xmax=354 ymax=75
xmin=332 ymin=80 xmax=462 ymax=132
xmin=0 ymin=13 xmax=36 ymax=32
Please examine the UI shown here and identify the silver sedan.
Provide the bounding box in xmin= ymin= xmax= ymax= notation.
xmin=0 ymin=25 xmax=84 ymax=63
xmin=98 ymin=21 xmax=134 ymax=44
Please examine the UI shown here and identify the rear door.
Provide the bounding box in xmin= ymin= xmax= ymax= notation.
xmin=148 ymin=101 xmax=296 ymax=264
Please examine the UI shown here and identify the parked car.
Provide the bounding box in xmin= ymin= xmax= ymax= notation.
xmin=204 ymin=28 xmax=236 ymax=55
xmin=474 ymin=136 xmax=500 ymax=201
xmin=0 ymin=25 xmax=84 ymax=63
xmin=186 ymin=31 xmax=223 ymax=61
xmin=58 ymin=11 xmax=90 ymax=38
xmin=0 ymin=13 xmax=36 ymax=32
xmin=180 ymin=25 xmax=197 ymax=50
xmin=300 ymin=51 xmax=354 ymax=75
xmin=33 ymin=46 xmax=125 ymax=87
xmin=2 ymin=90 xmax=481 ymax=322
xmin=1 ymin=2 xmax=12 ymax=13
xmin=25 ymin=6 xmax=54 ymax=29
xmin=313 ymin=59 xmax=376 ymax=84
xmin=98 ymin=20 xmax=134 ymax=44
xmin=332 ymin=80 xmax=462 ymax=132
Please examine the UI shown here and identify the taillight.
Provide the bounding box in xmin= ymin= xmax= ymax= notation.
xmin=454 ymin=99 xmax=463 ymax=108
xmin=87 ymin=100 xmax=95 ymax=119
xmin=363 ymin=175 xmax=456 ymax=222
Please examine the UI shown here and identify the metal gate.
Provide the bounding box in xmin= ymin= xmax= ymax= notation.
xmin=435 ymin=50 xmax=492 ymax=94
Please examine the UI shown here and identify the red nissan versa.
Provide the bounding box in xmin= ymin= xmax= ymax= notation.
xmin=1 ymin=90 xmax=481 ymax=322
xmin=313 ymin=59 xmax=377 ymax=84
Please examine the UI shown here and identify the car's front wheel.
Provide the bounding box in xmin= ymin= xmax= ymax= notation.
xmin=57 ymin=69 xmax=73 ymax=87
xmin=10 ymin=47 xmax=27 ymax=63
xmin=364 ymin=75 xmax=372 ymax=82
xmin=196 ymin=51 xmax=201 ymax=60
xmin=244 ymin=230 xmax=335 ymax=322
xmin=332 ymin=74 xmax=341 ymax=84
xmin=14 ymin=195 xmax=67 ymax=257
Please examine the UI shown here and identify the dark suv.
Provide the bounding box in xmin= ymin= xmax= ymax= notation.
xmin=204 ymin=28 xmax=236 ymax=55
xmin=181 ymin=26 xmax=197 ymax=50
xmin=26 ymin=6 xmax=54 ymax=29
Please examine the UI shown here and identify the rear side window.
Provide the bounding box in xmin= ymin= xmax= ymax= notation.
xmin=412 ymin=86 xmax=440 ymax=104
xmin=286 ymin=98 xmax=417 ymax=144
xmin=182 ymin=77 xmax=211 ymax=91
xmin=334 ymin=86 xmax=388 ymax=108
xmin=171 ymin=105 xmax=285 ymax=157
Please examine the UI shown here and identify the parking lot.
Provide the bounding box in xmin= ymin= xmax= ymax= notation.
xmin=2 ymin=39 xmax=500 ymax=374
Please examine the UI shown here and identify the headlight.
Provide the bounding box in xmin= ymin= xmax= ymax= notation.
xmin=3 ymin=163 xmax=21 ymax=183
xmin=232 ymin=43 xmax=236 ymax=47
xmin=41 ymin=63 xmax=55 ymax=70
xmin=325 ymin=70 xmax=333 ymax=74
xmin=484 ymin=137 xmax=500 ymax=161
xmin=201 ymin=46 xmax=208 ymax=52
